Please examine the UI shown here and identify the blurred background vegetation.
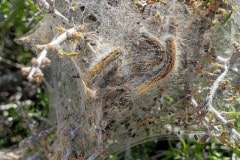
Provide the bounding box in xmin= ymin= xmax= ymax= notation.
xmin=0 ymin=0 xmax=239 ymax=159
xmin=0 ymin=0 xmax=48 ymax=150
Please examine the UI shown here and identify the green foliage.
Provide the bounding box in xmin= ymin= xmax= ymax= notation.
xmin=0 ymin=0 xmax=43 ymax=65
xmin=0 ymin=0 xmax=47 ymax=149
xmin=0 ymin=0 xmax=41 ymax=37
xmin=109 ymin=139 xmax=240 ymax=159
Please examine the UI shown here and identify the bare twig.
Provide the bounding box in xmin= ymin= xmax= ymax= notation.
xmin=26 ymin=11 xmax=42 ymax=27
xmin=231 ymin=67 xmax=240 ymax=75
xmin=35 ymin=0 xmax=69 ymax=22
xmin=230 ymin=42 xmax=240 ymax=76
xmin=216 ymin=55 xmax=229 ymax=63
xmin=192 ymin=96 xmax=240 ymax=144
xmin=35 ymin=0 xmax=50 ymax=9
xmin=204 ymin=62 xmax=228 ymax=109
xmin=204 ymin=42 xmax=240 ymax=109
xmin=193 ymin=43 xmax=240 ymax=144
xmin=215 ymin=57 xmax=240 ymax=77
xmin=208 ymin=105 xmax=240 ymax=140
xmin=22 ymin=26 xmax=83 ymax=82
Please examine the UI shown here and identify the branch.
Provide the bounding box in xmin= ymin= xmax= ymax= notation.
xmin=208 ymin=105 xmax=240 ymax=140
xmin=35 ymin=0 xmax=69 ymax=22
xmin=193 ymin=43 xmax=240 ymax=144
xmin=204 ymin=42 xmax=240 ymax=109
xmin=22 ymin=26 xmax=84 ymax=83
xmin=214 ymin=57 xmax=240 ymax=77
xmin=192 ymin=96 xmax=240 ymax=145
xmin=207 ymin=87 xmax=240 ymax=141
xmin=204 ymin=62 xmax=228 ymax=109
xmin=231 ymin=67 xmax=240 ymax=76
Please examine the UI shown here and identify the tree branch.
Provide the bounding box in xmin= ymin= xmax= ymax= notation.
xmin=204 ymin=62 xmax=228 ymax=109
xmin=35 ymin=0 xmax=69 ymax=22
xmin=193 ymin=43 xmax=240 ymax=144
xmin=22 ymin=26 xmax=83 ymax=82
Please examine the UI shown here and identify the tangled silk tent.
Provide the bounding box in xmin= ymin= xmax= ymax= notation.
xmin=18 ymin=0 xmax=240 ymax=159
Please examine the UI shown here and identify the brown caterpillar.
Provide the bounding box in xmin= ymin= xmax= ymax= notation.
xmin=137 ymin=35 xmax=177 ymax=93
xmin=86 ymin=48 xmax=122 ymax=86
